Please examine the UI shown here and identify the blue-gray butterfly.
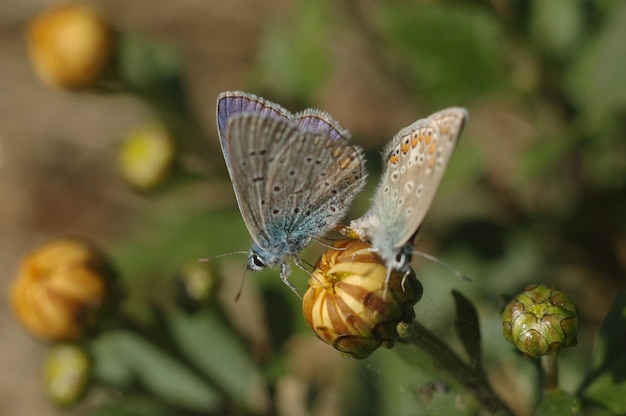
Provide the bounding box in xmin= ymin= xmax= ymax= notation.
xmin=348 ymin=107 xmax=468 ymax=291
xmin=216 ymin=91 xmax=367 ymax=295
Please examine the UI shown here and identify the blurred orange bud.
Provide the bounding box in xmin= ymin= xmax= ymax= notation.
xmin=118 ymin=122 xmax=176 ymax=191
xmin=27 ymin=3 xmax=114 ymax=89
xmin=302 ymin=239 xmax=422 ymax=359
xmin=10 ymin=238 xmax=116 ymax=342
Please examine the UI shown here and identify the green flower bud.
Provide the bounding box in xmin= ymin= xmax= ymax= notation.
xmin=43 ymin=344 xmax=91 ymax=407
xmin=502 ymin=284 xmax=578 ymax=358
xmin=302 ymin=239 xmax=423 ymax=359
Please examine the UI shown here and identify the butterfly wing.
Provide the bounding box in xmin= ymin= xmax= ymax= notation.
xmin=295 ymin=108 xmax=351 ymax=142
xmin=217 ymin=91 xmax=292 ymax=148
xmin=224 ymin=112 xmax=367 ymax=256
xmin=367 ymin=108 xmax=468 ymax=258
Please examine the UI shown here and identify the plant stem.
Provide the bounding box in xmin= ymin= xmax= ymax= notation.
xmin=404 ymin=320 xmax=513 ymax=415
xmin=541 ymin=355 xmax=559 ymax=391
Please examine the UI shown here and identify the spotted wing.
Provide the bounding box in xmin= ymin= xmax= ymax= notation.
xmin=223 ymin=113 xmax=366 ymax=253
xmin=369 ymin=108 xmax=468 ymax=252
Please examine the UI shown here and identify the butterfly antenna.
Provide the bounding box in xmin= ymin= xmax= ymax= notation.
xmin=198 ymin=251 xmax=248 ymax=263
xmin=412 ymin=250 xmax=472 ymax=282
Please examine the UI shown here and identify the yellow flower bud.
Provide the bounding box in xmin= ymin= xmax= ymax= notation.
xmin=27 ymin=3 xmax=114 ymax=90
xmin=10 ymin=238 xmax=116 ymax=342
xmin=176 ymin=261 xmax=219 ymax=312
xmin=302 ymin=239 xmax=422 ymax=359
xmin=43 ymin=344 xmax=91 ymax=407
xmin=118 ymin=123 xmax=176 ymax=191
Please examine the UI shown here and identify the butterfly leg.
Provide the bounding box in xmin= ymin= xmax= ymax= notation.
xmin=292 ymin=256 xmax=323 ymax=287
xmin=382 ymin=266 xmax=392 ymax=300
xmin=400 ymin=269 xmax=412 ymax=292
xmin=280 ymin=262 xmax=302 ymax=300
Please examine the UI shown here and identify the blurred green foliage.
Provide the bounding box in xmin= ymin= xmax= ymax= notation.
xmin=28 ymin=0 xmax=626 ymax=415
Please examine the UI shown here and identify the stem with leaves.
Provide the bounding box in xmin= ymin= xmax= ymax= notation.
xmin=400 ymin=320 xmax=513 ymax=415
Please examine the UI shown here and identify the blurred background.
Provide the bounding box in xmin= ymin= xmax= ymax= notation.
xmin=1 ymin=0 xmax=625 ymax=415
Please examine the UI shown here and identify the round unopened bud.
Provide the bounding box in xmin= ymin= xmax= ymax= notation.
xmin=118 ymin=123 xmax=176 ymax=191
xmin=10 ymin=238 xmax=116 ymax=342
xmin=27 ymin=3 xmax=114 ymax=90
xmin=302 ymin=239 xmax=423 ymax=359
xmin=43 ymin=344 xmax=91 ymax=406
xmin=176 ymin=262 xmax=219 ymax=312
xmin=502 ymin=284 xmax=578 ymax=358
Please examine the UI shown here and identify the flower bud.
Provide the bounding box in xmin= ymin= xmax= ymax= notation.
xmin=43 ymin=344 xmax=91 ymax=406
xmin=502 ymin=284 xmax=578 ymax=358
xmin=176 ymin=261 xmax=219 ymax=312
xmin=10 ymin=238 xmax=116 ymax=342
xmin=27 ymin=3 xmax=114 ymax=90
xmin=302 ymin=239 xmax=423 ymax=359
xmin=118 ymin=122 xmax=176 ymax=191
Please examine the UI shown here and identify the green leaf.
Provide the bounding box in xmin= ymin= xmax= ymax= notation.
xmin=581 ymin=293 xmax=626 ymax=414
xmin=565 ymin=2 xmax=626 ymax=118
xmin=536 ymin=389 xmax=581 ymax=416
xmin=166 ymin=309 xmax=268 ymax=413
xmin=452 ymin=290 xmax=482 ymax=369
xmin=115 ymin=33 xmax=186 ymax=114
xmin=116 ymin=33 xmax=180 ymax=93
xmin=530 ymin=0 xmax=584 ymax=58
xmin=86 ymin=399 xmax=173 ymax=416
xmin=255 ymin=0 xmax=331 ymax=101
xmin=379 ymin=3 xmax=505 ymax=104
xmin=92 ymin=330 xmax=221 ymax=412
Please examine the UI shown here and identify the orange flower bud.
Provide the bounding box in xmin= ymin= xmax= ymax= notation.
xmin=302 ymin=239 xmax=422 ymax=359
xmin=10 ymin=238 xmax=116 ymax=342
xmin=27 ymin=3 xmax=114 ymax=89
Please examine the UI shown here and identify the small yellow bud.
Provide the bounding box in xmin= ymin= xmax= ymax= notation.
xmin=176 ymin=262 xmax=219 ymax=312
xmin=10 ymin=238 xmax=116 ymax=342
xmin=302 ymin=239 xmax=422 ymax=359
xmin=118 ymin=123 xmax=176 ymax=191
xmin=43 ymin=344 xmax=91 ymax=406
xmin=27 ymin=3 xmax=114 ymax=90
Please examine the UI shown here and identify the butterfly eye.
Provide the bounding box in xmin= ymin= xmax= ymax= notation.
xmin=253 ymin=256 xmax=264 ymax=267
xmin=251 ymin=253 xmax=265 ymax=269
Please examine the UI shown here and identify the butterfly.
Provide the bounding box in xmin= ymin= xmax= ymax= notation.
xmin=347 ymin=107 xmax=468 ymax=291
xmin=216 ymin=91 xmax=367 ymax=295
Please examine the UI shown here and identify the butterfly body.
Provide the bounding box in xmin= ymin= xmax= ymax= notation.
xmin=217 ymin=91 xmax=367 ymax=294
